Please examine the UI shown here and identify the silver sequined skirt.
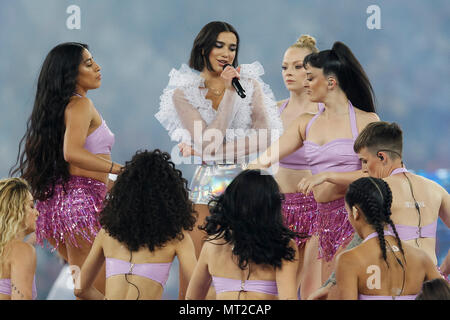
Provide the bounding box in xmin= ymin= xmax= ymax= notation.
xmin=189 ymin=163 xmax=247 ymax=205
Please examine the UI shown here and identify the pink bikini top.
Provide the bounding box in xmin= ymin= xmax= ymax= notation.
xmin=83 ymin=116 xmax=115 ymax=155
xmin=278 ymin=100 xmax=320 ymax=170
xmin=387 ymin=167 xmax=437 ymax=241
xmin=304 ymin=101 xmax=361 ymax=175
xmin=105 ymin=257 xmax=172 ymax=287
xmin=212 ymin=276 xmax=278 ymax=296
xmin=0 ymin=277 xmax=37 ymax=300
xmin=358 ymin=231 xmax=418 ymax=300
xmin=72 ymin=93 xmax=115 ymax=155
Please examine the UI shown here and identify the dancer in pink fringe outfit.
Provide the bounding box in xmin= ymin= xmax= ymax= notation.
xmin=250 ymin=41 xmax=379 ymax=284
xmin=11 ymin=42 xmax=123 ymax=296
xmin=274 ymin=35 xmax=322 ymax=299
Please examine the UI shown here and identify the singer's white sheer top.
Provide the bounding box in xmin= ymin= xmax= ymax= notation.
xmin=155 ymin=62 xmax=283 ymax=162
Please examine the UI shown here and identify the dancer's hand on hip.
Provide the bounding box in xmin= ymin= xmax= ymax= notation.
xmin=297 ymin=172 xmax=329 ymax=194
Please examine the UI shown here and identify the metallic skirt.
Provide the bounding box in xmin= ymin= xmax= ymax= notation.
xmin=281 ymin=192 xmax=318 ymax=247
xmin=35 ymin=175 xmax=107 ymax=251
xmin=315 ymin=198 xmax=354 ymax=262
xmin=189 ymin=163 xmax=247 ymax=205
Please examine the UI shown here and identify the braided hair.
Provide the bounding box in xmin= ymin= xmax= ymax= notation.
xmin=345 ymin=177 xmax=405 ymax=266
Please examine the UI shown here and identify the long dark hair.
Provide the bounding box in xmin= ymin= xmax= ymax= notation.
xmin=189 ymin=21 xmax=239 ymax=72
xmin=99 ymin=150 xmax=197 ymax=252
xmin=10 ymin=42 xmax=88 ymax=201
xmin=201 ymin=169 xmax=298 ymax=270
xmin=416 ymin=279 xmax=450 ymax=300
xmin=345 ymin=177 xmax=404 ymax=264
xmin=303 ymin=41 xmax=376 ymax=113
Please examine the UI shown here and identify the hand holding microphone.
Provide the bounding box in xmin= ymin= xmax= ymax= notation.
xmin=221 ymin=64 xmax=246 ymax=98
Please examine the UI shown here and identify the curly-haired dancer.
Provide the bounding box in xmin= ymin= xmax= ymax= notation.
xmin=0 ymin=178 xmax=39 ymax=300
xmin=186 ymin=170 xmax=300 ymax=300
xmin=334 ymin=177 xmax=441 ymax=300
xmin=10 ymin=43 xmax=123 ymax=295
xmin=75 ymin=150 xmax=197 ymax=300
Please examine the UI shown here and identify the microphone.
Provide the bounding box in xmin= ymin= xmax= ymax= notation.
xmin=223 ymin=63 xmax=246 ymax=99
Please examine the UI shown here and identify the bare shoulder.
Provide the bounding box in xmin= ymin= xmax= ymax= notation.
xmin=66 ymin=96 xmax=94 ymax=112
xmin=412 ymin=173 xmax=447 ymax=194
xmin=336 ymin=245 xmax=361 ymax=269
xmin=8 ymin=241 xmax=36 ymax=264
xmin=354 ymin=108 xmax=380 ymax=124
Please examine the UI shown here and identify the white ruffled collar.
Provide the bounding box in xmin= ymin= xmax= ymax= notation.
xmin=167 ymin=61 xmax=265 ymax=89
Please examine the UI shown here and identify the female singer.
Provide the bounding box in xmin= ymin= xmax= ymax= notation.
xmin=155 ymin=21 xmax=282 ymax=298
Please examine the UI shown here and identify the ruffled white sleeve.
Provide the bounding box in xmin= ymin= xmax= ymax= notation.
xmin=202 ymin=62 xmax=284 ymax=162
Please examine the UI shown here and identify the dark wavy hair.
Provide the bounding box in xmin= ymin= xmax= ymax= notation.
xmin=303 ymin=41 xmax=376 ymax=113
xmin=416 ymin=278 xmax=450 ymax=300
xmin=189 ymin=21 xmax=239 ymax=72
xmin=345 ymin=177 xmax=404 ymax=264
xmin=10 ymin=42 xmax=88 ymax=201
xmin=201 ymin=169 xmax=298 ymax=270
xmin=99 ymin=150 xmax=197 ymax=252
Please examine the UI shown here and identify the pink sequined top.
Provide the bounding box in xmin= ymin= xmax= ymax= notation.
xmin=105 ymin=258 xmax=172 ymax=287
xmin=304 ymin=101 xmax=361 ymax=175
xmin=0 ymin=277 xmax=37 ymax=300
xmin=278 ymin=100 xmax=321 ymax=170
xmin=83 ymin=115 xmax=115 ymax=155
xmin=212 ymin=276 xmax=278 ymax=296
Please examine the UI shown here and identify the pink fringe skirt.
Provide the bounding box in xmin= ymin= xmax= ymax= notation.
xmin=316 ymin=198 xmax=354 ymax=262
xmin=35 ymin=175 xmax=107 ymax=252
xmin=281 ymin=192 xmax=318 ymax=247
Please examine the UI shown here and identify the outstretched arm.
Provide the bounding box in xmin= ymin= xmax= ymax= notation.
xmin=297 ymin=170 xmax=368 ymax=195
xmin=248 ymin=114 xmax=306 ymax=169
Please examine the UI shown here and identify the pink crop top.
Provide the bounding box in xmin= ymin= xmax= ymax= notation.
xmin=83 ymin=116 xmax=115 ymax=155
xmin=212 ymin=276 xmax=278 ymax=296
xmin=304 ymin=101 xmax=361 ymax=175
xmin=105 ymin=257 xmax=172 ymax=287
xmin=278 ymin=100 xmax=321 ymax=170
xmin=0 ymin=277 xmax=37 ymax=300
xmin=72 ymin=93 xmax=115 ymax=155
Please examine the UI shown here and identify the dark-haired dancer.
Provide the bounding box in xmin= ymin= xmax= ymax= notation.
xmin=416 ymin=279 xmax=450 ymax=300
xmin=75 ymin=150 xmax=197 ymax=300
xmin=10 ymin=43 xmax=122 ymax=295
xmin=186 ymin=170 xmax=299 ymax=300
xmin=0 ymin=178 xmax=39 ymax=300
xmin=335 ymin=177 xmax=441 ymax=299
xmin=309 ymin=121 xmax=450 ymax=299
xmin=155 ymin=21 xmax=282 ymax=298
xmin=251 ymin=41 xmax=379 ymax=282
xmin=275 ymin=34 xmax=321 ymax=299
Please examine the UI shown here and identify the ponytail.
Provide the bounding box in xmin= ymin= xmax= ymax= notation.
xmin=304 ymin=41 xmax=376 ymax=113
